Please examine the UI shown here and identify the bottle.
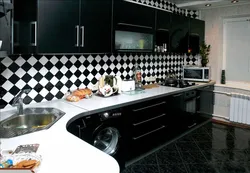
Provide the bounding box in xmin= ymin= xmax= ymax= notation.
xmin=133 ymin=63 xmax=142 ymax=88
xmin=0 ymin=159 xmax=13 ymax=168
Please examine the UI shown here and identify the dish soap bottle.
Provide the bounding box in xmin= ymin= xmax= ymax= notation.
xmin=133 ymin=63 xmax=142 ymax=89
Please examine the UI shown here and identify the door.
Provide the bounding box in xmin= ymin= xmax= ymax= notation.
xmin=13 ymin=0 xmax=37 ymax=53
xmin=80 ymin=0 xmax=113 ymax=53
xmin=114 ymin=0 xmax=155 ymax=31
xmin=38 ymin=0 xmax=80 ymax=53
xmin=156 ymin=10 xmax=171 ymax=51
xmin=189 ymin=18 xmax=205 ymax=54
xmin=170 ymin=14 xmax=189 ymax=53
xmin=93 ymin=127 xmax=120 ymax=156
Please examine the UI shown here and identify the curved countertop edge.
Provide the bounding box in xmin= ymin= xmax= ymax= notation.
xmin=0 ymin=81 xmax=215 ymax=173
xmin=0 ymin=101 xmax=120 ymax=173
xmin=65 ymin=81 xmax=216 ymax=124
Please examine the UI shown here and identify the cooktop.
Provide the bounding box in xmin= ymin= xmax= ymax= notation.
xmin=161 ymin=80 xmax=196 ymax=88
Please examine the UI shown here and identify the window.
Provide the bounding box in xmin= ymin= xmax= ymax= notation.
xmin=223 ymin=17 xmax=250 ymax=82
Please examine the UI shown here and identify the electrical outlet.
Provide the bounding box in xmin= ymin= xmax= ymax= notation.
xmin=145 ymin=76 xmax=156 ymax=82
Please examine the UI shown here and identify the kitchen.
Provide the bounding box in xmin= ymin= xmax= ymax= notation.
xmin=0 ymin=0 xmax=250 ymax=172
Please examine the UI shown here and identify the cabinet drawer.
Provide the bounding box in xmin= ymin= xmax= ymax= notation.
xmin=131 ymin=101 xmax=167 ymax=123
xmin=132 ymin=114 xmax=166 ymax=139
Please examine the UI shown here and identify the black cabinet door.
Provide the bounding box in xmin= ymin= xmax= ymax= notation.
xmin=189 ymin=18 xmax=205 ymax=54
xmin=114 ymin=0 xmax=155 ymax=31
xmin=38 ymin=0 xmax=80 ymax=53
xmin=13 ymin=0 xmax=37 ymax=54
xmin=155 ymin=10 xmax=171 ymax=50
xmin=80 ymin=0 xmax=113 ymax=53
xmin=170 ymin=14 xmax=189 ymax=53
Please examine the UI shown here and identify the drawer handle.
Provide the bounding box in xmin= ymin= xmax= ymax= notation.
xmin=188 ymin=123 xmax=197 ymax=129
xmin=133 ymin=114 xmax=166 ymax=126
xmin=133 ymin=125 xmax=166 ymax=140
xmin=173 ymin=93 xmax=183 ymax=97
xmin=133 ymin=102 xmax=166 ymax=112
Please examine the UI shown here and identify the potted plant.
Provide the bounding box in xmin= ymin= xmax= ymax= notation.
xmin=200 ymin=42 xmax=211 ymax=67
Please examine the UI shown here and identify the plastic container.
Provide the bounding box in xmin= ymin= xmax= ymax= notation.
xmin=0 ymin=159 xmax=13 ymax=168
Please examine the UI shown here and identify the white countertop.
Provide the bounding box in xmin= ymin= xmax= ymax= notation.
xmin=0 ymin=101 xmax=120 ymax=173
xmin=0 ymin=81 xmax=215 ymax=173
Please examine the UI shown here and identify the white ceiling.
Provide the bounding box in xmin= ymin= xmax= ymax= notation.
xmin=171 ymin=0 xmax=250 ymax=10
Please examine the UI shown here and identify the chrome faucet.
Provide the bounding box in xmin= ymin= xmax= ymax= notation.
xmin=12 ymin=89 xmax=31 ymax=115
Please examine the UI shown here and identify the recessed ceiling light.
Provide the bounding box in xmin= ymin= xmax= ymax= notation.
xmin=205 ymin=4 xmax=211 ymax=7
xmin=231 ymin=0 xmax=239 ymax=3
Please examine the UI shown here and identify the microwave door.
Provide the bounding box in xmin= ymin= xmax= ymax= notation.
xmin=184 ymin=69 xmax=203 ymax=81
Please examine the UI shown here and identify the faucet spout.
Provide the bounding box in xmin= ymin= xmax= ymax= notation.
xmin=12 ymin=89 xmax=31 ymax=115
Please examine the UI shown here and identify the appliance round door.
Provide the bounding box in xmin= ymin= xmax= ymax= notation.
xmin=93 ymin=127 xmax=120 ymax=156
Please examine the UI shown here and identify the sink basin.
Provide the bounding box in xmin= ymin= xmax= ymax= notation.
xmin=0 ymin=107 xmax=65 ymax=138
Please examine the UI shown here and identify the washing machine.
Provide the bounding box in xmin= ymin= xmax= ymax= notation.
xmin=67 ymin=108 xmax=125 ymax=170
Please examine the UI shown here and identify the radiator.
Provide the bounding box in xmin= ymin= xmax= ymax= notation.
xmin=229 ymin=93 xmax=250 ymax=125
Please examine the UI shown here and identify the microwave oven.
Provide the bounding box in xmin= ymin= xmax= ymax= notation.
xmin=183 ymin=66 xmax=210 ymax=82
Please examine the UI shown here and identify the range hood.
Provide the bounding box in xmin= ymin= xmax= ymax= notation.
xmin=0 ymin=1 xmax=13 ymax=18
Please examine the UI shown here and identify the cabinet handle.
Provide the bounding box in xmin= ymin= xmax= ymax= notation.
xmin=30 ymin=21 xmax=37 ymax=46
xmin=81 ymin=26 xmax=84 ymax=47
xmin=157 ymin=28 xmax=169 ymax=32
xmin=133 ymin=101 xmax=166 ymax=112
xmin=188 ymin=123 xmax=197 ymax=129
xmin=133 ymin=113 xmax=166 ymax=126
xmin=14 ymin=22 xmax=20 ymax=46
xmin=173 ymin=93 xmax=183 ymax=97
xmin=117 ymin=22 xmax=152 ymax=29
xmin=75 ymin=25 xmax=79 ymax=47
xmin=133 ymin=125 xmax=166 ymax=140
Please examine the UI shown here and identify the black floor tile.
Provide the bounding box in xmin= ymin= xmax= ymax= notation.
xmin=134 ymin=153 xmax=157 ymax=165
xmin=223 ymin=150 xmax=248 ymax=163
xmin=156 ymin=151 xmax=183 ymax=165
xmin=159 ymin=164 xmax=188 ymax=173
xmin=158 ymin=143 xmax=178 ymax=152
xmin=176 ymin=141 xmax=200 ymax=152
xmin=191 ymin=133 xmax=212 ymax=142
xmin=216 ymin=161 xmax=249 ymax=173
xmin=185 ymin=163 xmax=218 ymax=173
xmin=121 ymin=167 xmax=133 ymax=173
xmin=130 ymin=165 xmax=159 ymax=173
xmin=180 ymin=151 xmax=208 ymax=164
xmin=177 ymin=134 xmax=195 ymax=142
xmin=202 ymin=150 xmax=229 ymax=163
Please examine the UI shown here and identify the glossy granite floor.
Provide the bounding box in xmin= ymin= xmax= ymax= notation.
xmin=122 ymin=122 xmax=250 ymax=173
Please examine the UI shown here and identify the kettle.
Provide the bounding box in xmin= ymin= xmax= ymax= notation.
xmin=165 ymin=69 xmax=178 ymax=87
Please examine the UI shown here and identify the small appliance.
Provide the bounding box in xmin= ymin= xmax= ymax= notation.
xmin=121 ymin=80 xmax=135 ymax=92
xmin=183 ymin=66 xmax=210 ymax=82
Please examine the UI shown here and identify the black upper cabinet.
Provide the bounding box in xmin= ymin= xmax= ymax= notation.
xmin=170 ymin=14 xmax=189 ymax=53
xmin=80 ymin=0 xmax=113 ymax=53
xmin=38 ymin=0 xmax=80 ymax=53
xmin=155 ymin=10 xmax=171 ymax=51
xmin=13 ymin=0 xmax=38 ymax=53
xmin=13 ymin=0 xmax=113 ymax=54
xmin=114 ymin=0 xmax=155 ymax=32
xmin=189 ymin=18 xmax=205 ymax=54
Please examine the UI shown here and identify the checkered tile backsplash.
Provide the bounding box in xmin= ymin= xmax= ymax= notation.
xmin=0 ymin=54 xmax=199 ymax=109
xmin=125 ymin=0 xmax=199 ymax=19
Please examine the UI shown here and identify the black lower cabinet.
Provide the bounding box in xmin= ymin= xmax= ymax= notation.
xmin=124 ymin=98 xmax=169 ymax=160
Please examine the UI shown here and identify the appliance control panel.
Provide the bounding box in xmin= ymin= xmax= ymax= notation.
xmin=99 ymin=109 xmax=122 ymax=121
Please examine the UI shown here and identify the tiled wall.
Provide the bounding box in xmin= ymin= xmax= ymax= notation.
xmin=0 ymin=53 xmax=199 ymax=109
xmin=125 ymin=0 xmax=199 ymax=19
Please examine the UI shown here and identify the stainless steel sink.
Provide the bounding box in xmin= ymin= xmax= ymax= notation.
xmin=0 ymin=107 xmax=65 ymax=138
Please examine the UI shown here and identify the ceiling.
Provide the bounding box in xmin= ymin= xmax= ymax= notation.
xmin=171 ymin=0 xmax=250 ymax=10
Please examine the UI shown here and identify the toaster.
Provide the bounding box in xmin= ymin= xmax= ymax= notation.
xmin=121 ymin=80 xmax=135 ymax=92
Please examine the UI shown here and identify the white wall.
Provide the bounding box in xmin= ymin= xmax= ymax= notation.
xmin=200 ymin=4 xmax=250 ymax=83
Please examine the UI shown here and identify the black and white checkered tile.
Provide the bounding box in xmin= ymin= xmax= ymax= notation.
xmin=0 ymin=53 xmax=197 ymax=109
xmin=125 ymin=0 xmax=199 ymax=19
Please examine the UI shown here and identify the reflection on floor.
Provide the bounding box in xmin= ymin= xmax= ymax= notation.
xmin=122 ymin=122 xmax=250 ymax=173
